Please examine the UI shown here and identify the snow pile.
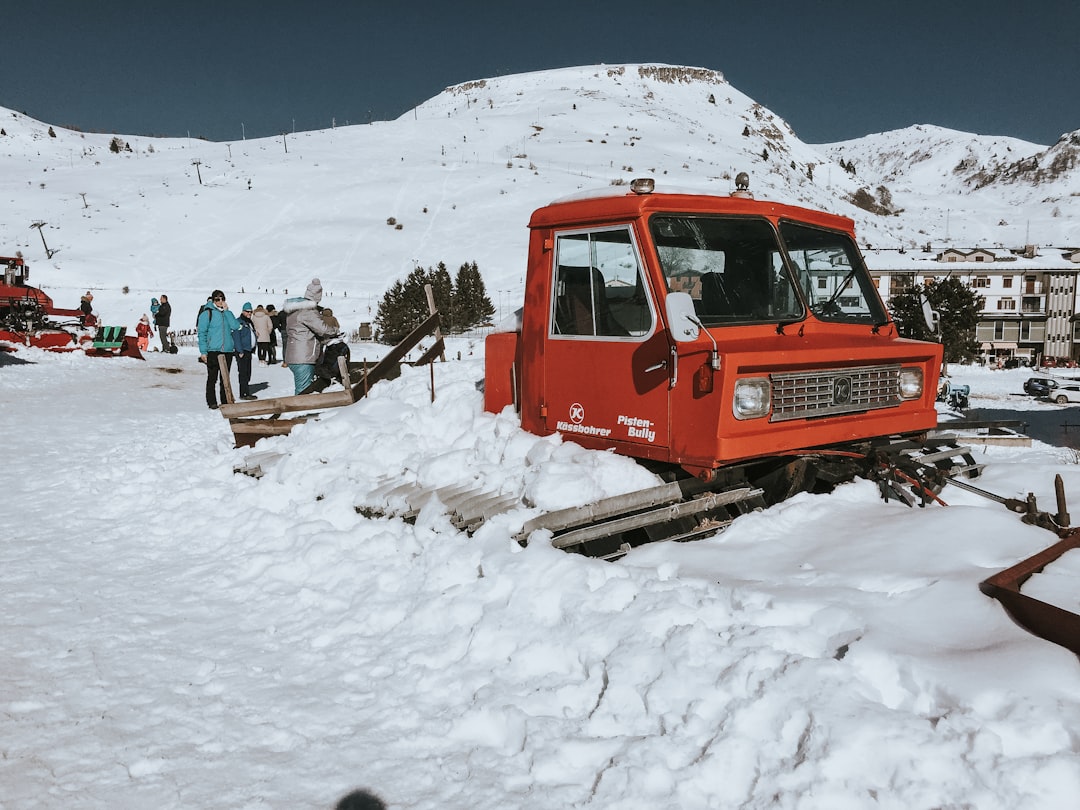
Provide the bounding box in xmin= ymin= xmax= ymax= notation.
xmin=3 ymin=346 xmax=1079 ymax=809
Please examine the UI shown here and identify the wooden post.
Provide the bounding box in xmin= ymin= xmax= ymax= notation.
xmin=423 ymin=284 xmax=446 ymax=362
xmin=217 ymin=354 xmax=236 ymax=404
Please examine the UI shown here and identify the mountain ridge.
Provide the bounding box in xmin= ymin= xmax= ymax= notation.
xmin=0 ymin=63 xmax=1076 ymax=329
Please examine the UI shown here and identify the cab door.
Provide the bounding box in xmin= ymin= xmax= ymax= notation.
xmin=542 ymin=225 xmax=670 ymax=455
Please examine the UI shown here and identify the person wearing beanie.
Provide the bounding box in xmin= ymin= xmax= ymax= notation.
xmin=283 ymin=278 xmax=339 ymax=394
xmin=196 ymin=289 xmax=240 ymax=410
xmin=233 ymin=302 xmax=258 ymax=400
xmin=135 ymin=313 xmax=154 ymax=352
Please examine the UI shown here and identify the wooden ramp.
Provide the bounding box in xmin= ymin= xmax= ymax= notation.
xmin=218 ymin=309 xmax=443 ymax=448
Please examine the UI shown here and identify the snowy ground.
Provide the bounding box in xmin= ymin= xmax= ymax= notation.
xmin=2 ymin=346 xmax=1079 ymax=809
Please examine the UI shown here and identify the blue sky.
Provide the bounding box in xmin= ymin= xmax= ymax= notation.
xmin=5 ymin=1 xmax=1077 ymax=145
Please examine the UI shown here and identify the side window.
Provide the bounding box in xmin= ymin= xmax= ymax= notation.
xmin=551 ymin=227 xmax=653 ymax=338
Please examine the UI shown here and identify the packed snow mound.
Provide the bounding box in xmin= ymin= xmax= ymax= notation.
xmin=4 ymin=346 xmax=1080 ymax=808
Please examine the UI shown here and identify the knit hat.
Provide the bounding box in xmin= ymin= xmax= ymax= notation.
xmin=139 ymin=314 xmax=149 ymax=323
xmin=242 ymin=302 xmax=253 ymax=312
xmin=305 ymin=278 xmax=323 ymax=302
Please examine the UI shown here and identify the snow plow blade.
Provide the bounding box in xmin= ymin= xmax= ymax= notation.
xmin=979 ymin=530 xmax=1080 ymax=659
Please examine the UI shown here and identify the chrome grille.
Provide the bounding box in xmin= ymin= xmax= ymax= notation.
xmin=769 ymin=364 xmax=901 ymax=422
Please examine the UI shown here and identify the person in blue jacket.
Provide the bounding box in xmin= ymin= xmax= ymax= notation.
xmin=197 ymin=289 xmax=241 ymax=410
xmin=234 ymin=302 xmax=258 ymax=400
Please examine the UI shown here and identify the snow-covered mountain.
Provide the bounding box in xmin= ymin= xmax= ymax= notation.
xmin=1 ymin=63 xmax=1077 ymax=329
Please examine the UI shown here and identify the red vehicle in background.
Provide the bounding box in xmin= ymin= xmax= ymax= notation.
xmin=0 ymin=255 xmax=141 ymax=358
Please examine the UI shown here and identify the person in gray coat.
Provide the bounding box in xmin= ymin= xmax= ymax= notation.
xmin=283 ymin=278 xmax=339 ymax=394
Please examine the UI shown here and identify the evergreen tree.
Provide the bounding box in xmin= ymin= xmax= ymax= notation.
xmin=373 ymin=279 xmax=408 ymax=343
xmin=429 ymin=262 xmax=455 ymax=331
xmin=888 ymin=277 xmax=983 ymax=364
xmin=452 ymin=261 xmax=495 ymax=329
xmin=375 ymin=260 xmax=494 ymax=342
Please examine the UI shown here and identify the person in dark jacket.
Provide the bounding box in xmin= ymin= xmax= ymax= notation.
xmin=234 ymin=302 xmax=258 ymax=400
xmin=154 ymin=293 xmax=172 ymax=352
xmin=79 ymin=292 xmax=94 ymax=327
xmin=197 ymin=290 xmax=240 ymax=410
xmin=269 ymin=304 xmax=287 ymax=366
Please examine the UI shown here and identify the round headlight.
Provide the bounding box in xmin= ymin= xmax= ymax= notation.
xmin=733 ymin=377 xmax=771 ymax=420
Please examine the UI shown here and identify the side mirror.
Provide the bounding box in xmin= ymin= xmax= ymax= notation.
xmin=665 ymin=292 xmax=699 ymax=343
xmin=920 ymin=292 xmax=940 ymax=335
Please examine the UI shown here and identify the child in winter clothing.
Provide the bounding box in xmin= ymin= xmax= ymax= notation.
xmin=135 ymin=314 xmax=154 ymax=351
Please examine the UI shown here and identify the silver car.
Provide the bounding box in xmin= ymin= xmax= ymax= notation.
xmin=1053 ymin=383 xmax=1080 ymax=405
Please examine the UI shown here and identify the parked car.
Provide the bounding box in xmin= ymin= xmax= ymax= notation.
xmin=1024 ymin=377 xmax=1059 ymax=397
xmin=1052 ymin=384 xmax=1080 ymax=405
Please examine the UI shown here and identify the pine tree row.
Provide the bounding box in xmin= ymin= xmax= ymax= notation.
xmin=374 ymin=261 xmax=495 ymax=344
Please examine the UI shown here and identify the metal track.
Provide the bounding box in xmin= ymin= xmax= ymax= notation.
xmin=352 ymin=438 xmax=984 ymax=558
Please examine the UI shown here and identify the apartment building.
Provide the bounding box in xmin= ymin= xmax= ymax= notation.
xmin=867 ymin=247 xmax=1080 ymax=366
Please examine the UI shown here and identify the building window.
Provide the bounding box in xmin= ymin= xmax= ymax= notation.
xmin=973 ymin=276 xmax=990 ymax=288
xmin=891 ymin=274 xmax=915 ymax=294
xmin=993 ymin=322 xmax=1005 ymax=340
xmin=1003 ymin=277 xmax=1014 ymax=288
xmin=997 ymin=298 xmax=1015 ymax=310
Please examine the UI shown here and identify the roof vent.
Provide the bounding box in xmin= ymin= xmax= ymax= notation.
xmin=731 ymin=171 xmax=754 ymax=198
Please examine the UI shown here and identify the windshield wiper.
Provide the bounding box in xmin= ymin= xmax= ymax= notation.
xmin=817 ymin=266 xmax=859 ymax=312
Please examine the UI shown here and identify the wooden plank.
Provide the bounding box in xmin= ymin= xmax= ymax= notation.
xmin=414 ymin=338 xmax=445 ymax=367
xmin=424 ymin=285 xmax=447 ymax=363
xmin=351 ymin=311 xmax=440 ymax=399
xmin=231 ymin=418 xmax=310 ymax=435
xmin=338 ymin=355 xmax=353 ymax=389
xmin=219 ymin=389 xmax=353 ymax=418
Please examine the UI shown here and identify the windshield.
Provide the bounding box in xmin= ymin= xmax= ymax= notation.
xmin=779 ymin=220 xmax=888 ymax=324
xmin=650 ymin=215 xmax=803 ymax=326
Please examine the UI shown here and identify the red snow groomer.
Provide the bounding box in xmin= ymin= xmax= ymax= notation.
xmin=0 ymin=255 xmax=142 ymax=358
xmin=476 ymin=174 xmax=1080 ymax=657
